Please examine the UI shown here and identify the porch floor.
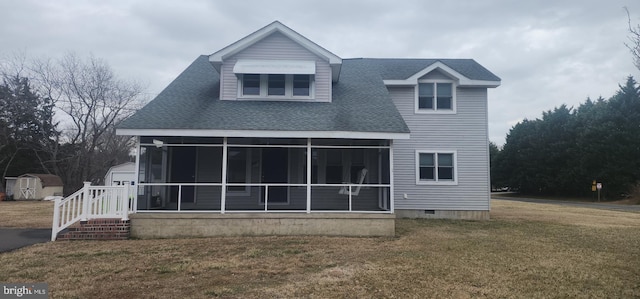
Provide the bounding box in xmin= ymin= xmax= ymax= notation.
xmin=129 ymin=212 xmax=395 ymax=238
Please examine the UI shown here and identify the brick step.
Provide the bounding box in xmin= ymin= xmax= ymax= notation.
xmin=56 ymin=219 xmax=130 ymax=241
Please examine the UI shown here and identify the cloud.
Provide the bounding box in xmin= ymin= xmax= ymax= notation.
xmin=1 ymin=0 xmax=640 ymax=146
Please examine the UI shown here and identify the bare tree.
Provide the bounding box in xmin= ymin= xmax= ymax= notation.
xmin=626 ymin=7 xmax=640 ymax=71
xmin=29 ymin=53 xmax=145 ymax=192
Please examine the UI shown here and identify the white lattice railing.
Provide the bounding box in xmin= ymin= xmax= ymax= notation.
xmin=51 ymin=182 xmax=135 ymax=241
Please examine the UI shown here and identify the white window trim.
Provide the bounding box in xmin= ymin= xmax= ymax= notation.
xmin=414 ymin=80 xmax=457 ymax=114
xmin=415 ymin=150 xmax=458 ymax=185
xmin=238 ymin=74 xmax=315 ymax=100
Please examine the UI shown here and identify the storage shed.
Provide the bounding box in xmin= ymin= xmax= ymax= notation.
xmin=104 ymin=162 xmax=136 ymax=186
xmin=14 ymin=174 xmax=64 ymax=200
xmin=4 ymin=177 xmax=17 ymax=197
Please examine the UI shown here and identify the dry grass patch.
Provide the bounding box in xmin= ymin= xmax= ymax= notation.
xmin=1 ymin=200 xmax=639 ymax=298
xmin=492 ymin=199 xmax=640 ymax=228
xmin=0 ymin=200 xmax=53 ymax=228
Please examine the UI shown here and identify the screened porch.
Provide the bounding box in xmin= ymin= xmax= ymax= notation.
xmin=135 ymin=137 xmax=393 ymax=213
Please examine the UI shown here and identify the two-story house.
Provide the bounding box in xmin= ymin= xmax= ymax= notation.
xmin=113 ymin=21 xmax=500 ymax=238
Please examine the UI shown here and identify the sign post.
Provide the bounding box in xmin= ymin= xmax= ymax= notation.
xmin=596 ymin=182 xmax=602 ymax=202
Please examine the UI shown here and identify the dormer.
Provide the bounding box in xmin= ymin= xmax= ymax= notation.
xmin=383 ymin=60 xmax=501 ymax=114
xmin=209 ymin=21 xmax=342 ymax=102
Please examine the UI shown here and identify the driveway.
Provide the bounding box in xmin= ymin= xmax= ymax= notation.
xmin=492 ymin=194 xmax=640 ymax=212
xmin=0 ymin=228 xmax=51 ymax=253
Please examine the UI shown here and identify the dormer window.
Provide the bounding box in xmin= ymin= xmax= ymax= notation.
xmin=415 ymin=81 xmax=456 ymax=113
xmin=268 ymin=74 xmax=286 ymax=96
xmin=240 ymin=74 xmax=313 ymax=98
xmin=243 ymin=74 xmax=261 ymax=95
xmin=234 ymin=59 xmax=315 ymax=100
xmin=293 ymin=75 xmax=310 ymax=96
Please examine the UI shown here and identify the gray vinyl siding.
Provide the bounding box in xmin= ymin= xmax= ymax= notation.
xmin=220 ymin=31 xmax=332 ymax=102
xmin=390 ymin=85 xmax=490 ymax=211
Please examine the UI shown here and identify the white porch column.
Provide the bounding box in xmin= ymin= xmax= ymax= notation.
xmin=51 ymin=197 xmax=61 ymax=241
xmin=221 ymin=137 xmax=228 ymax=214
xmin=133 ymin=136 xmax=140 ymax=212
xmin=121 ymin=184 xmax=129 ymax=220
xmin=389 ymin=140 xmax=395 ymax=213
xmin=306 ymin=138 xmax=311 ymax=213
xmin=81 ymin=181 xmax=91 ymax=221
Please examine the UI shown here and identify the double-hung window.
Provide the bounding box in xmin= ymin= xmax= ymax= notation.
xmin=416 ymin=150 xmax=457 ymax=185
xmin=416 ymin=81 xmax=455 ymax=113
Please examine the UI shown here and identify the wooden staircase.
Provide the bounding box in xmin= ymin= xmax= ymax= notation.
xmin=51 ymin=182 xmax=135 ymax=241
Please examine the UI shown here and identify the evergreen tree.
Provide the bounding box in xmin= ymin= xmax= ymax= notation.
xmin=499 ymin=76 xmax=640 ymax=199
xmin=0 ymin=75 xmax=58 ymax=188
xmin=489 ymin=141 xmax=504 ymax=190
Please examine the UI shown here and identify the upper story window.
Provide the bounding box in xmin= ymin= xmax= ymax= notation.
xmin=293 ymin=75 xmax=311 ymax=96
xmin=242 ymin=74 xmax=261 ymax=95
xmin=240 ymin=74 xmax=313 ymax=99
xmin=416 ymin=81 xmax=456 ymax=113
xmin=268 ymin=74 xmax=286 ymax=96
xmin=234 ymin=59 xmax=316 ymax=100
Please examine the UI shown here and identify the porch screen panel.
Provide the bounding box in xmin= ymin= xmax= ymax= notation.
xmin=189 ymin=147 xmax=222 ymax=210
xmin=138 ymin=146 xmax=172 ymax=210
xmin=312 ymin=148 xmax=344 ymax=184
xmin=260 ymin=148 xmax=307 ymax=210
xmin=137 ymin=147 xmax=148 ymax=209
xmin=169 ymin=147 xmax=196 ymax=204
xmin=227 ymin=147 xmax=250 ymax=186
xmin=196 ymin=147 xmax=222 ymax=183
xmin=226 ymin=148 xmax=262 ymax=211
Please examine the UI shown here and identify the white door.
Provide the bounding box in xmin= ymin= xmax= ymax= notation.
xmin=19 ymin=177 xmax=37 ymax=199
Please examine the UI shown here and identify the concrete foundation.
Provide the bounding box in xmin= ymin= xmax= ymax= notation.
xmin=130 ymin=212 xmax=395 ymax=238
xmin=396 ymin=209 xmax=489 ymax=220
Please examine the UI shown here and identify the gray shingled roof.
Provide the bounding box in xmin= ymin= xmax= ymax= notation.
xmin=118 ymin=56 xmax=499 ymax=134
xmin=366 ymin=58 xmax=501 ymax=81
xmin=20 ymin=174 xmax=63 ymax=187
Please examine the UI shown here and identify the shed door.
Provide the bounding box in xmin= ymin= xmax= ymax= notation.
xmin=19 ymin=178 xmax=37 ymax=199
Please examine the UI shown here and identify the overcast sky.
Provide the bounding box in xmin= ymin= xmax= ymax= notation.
xmin=2 ymin=0 xmax=640 ymax=145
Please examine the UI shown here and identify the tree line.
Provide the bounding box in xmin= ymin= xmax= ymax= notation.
xmin=0 ymin=53 xmax=144 ymax=196
xmin=491 ymin=76 xmax=640 ymax=199
xmin=491 ymin=14 xmax=640 ymax=200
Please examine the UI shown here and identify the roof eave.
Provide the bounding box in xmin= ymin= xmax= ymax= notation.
xmin=383 ymin=79 xmax=501 ymax=88
xmin=116 ymin=128 xmax=410 ymax=140
xmin=382 ymin=61 xmax=500 ymax=88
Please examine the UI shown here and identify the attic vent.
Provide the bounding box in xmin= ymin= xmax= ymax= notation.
xmin=424 ymin=210 xmax=435 ymax=215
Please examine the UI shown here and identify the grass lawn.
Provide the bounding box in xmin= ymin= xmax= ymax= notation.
xmin=493 ymin=191 xmax=640 ymax=204
xmin=0 ymin=200 xmax=53 ymax=228
xmin=1 ymin=200 xmax=639 ymax=298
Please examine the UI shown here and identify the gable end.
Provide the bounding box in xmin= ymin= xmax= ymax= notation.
xmin=210 ymin=21 xmax=342 ymax=82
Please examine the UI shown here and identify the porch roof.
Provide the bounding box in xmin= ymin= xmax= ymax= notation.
xmin=117 ymin=55 xmax=410 ymax=138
